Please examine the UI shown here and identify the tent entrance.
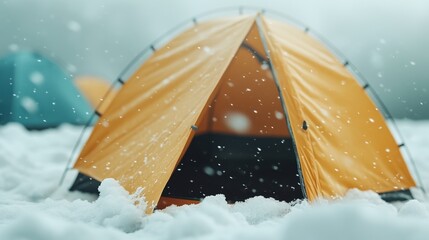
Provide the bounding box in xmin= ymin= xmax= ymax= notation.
xmin=162 ymin=134 xmax=302 ymax=202
xmin=162 ymin=24 xmax=303 ymax=202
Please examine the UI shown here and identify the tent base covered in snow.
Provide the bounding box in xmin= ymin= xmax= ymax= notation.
xmin=71 ymin=14 xmax=417 ymax=213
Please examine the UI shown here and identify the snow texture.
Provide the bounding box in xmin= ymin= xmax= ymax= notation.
xmin=1 ymin=120 xmax=429 ymax=239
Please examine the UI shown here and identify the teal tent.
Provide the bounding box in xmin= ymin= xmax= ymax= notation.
xmin=0 ymin=51 xmax=93 ymax=129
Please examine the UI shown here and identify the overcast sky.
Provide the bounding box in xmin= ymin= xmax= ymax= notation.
xmin=1 ymin=0 xmax=428 ymax=119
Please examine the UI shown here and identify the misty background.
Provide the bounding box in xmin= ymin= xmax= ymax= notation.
xmin=1 ymin=0 xmax=428 ymax=119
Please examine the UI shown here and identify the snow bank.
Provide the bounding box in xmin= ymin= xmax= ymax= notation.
xmin=1 ymin=120 xmax=429 ymax=239
xmin=0 ymin=123 xmax=81 ymax=201
xmin=396 ymin=119 xmax=429 ymax=187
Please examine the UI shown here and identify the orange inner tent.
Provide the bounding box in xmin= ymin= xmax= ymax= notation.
xmin=75 ymin=76 xmax=117 ymax=114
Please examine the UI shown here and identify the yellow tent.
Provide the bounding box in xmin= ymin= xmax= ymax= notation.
xmin=70 ymin=14 xmax=416 ymax=213
xmin=74 ymin=76 xmax=117 ymax=114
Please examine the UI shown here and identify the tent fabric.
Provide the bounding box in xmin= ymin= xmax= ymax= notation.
xmin=74 ymin=16 xmax=256 ymax=213
xmin=196 ymin=22 xmax=290 ymax=137
xmin=73 ymin=15 xmax=416 ymax=213
xmin=259 ymin=16 xmax=415 ymax=200
xmin=159 ymin=23 xmax=302 ymax=203
xmin=0 ymin=51 xmax=93 ymax=129
xmin=75 ymin=76 xmax=117 ymax=115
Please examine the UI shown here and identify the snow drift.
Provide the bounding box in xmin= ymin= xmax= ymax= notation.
xmin=1 ymin=120 xmax=429 ymax=239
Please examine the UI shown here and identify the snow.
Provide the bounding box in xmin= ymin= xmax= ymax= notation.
xmin=274 ymin=111 xmax=284 ymax=120
xmin=1 ymin=120 xmax=429 ymax=239
xmin=21 ymin=97 xmax=38 ymax=113
xmin=29 ymin=71 xmax=45 ymax=86
xmin=8 ymin=44 xmax=19 ymax=52
xmin=67 ymin=21 xmax=82 ymax=32
xmin=224 ymin=112 xmax=251 ymax=133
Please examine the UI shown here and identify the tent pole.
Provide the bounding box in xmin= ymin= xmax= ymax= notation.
xmin=58 ymin=113 xmax=96 ymax=187
xmin=255 ymin=14 xmax=308 ymax=199
xmin=345 ymin=63 xmax=427 ymax=195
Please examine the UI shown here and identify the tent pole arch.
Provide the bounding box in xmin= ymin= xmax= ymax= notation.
xmin=59 ymin=79 xmax=122 ymax=186
xmin=61 ymin=7 xmax=424 ymax=195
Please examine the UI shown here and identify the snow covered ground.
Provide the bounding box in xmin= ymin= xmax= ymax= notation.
xmin=1 ymin=120 xmax=429 ymax=240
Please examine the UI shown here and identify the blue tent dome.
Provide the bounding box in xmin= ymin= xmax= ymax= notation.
xmin=0 ymin=51 xmax=93 ymax=129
